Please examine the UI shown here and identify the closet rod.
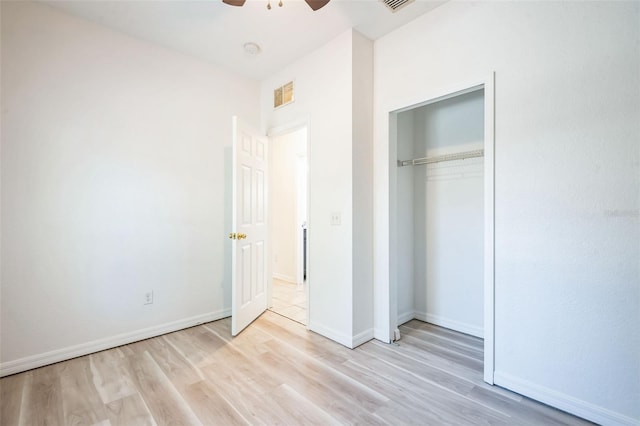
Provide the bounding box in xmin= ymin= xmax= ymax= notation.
xmin=397 ymin=149 xmax=484 ymax=167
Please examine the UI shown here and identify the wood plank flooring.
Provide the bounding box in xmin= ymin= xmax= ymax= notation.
xmin=0 ymin=312 xmax=592 ymax=425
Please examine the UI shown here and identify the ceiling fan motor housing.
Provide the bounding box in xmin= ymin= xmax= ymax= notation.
xmin=222 ymin=0 xmax=330 ymax=11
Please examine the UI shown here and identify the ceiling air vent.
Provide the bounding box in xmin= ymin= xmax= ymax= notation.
xmin=380 ymin=0 xmax=415 ymax=13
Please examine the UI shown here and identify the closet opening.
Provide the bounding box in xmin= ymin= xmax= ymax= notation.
xmin=389 ymin=80 xmax=495 ymax=384
xmin=267 ymin=125 xmax=309 ymax=326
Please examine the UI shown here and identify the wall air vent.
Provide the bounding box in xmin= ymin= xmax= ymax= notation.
xmin=274 ymin=81 xmax=295 ymax=109
xmin=380 ymin=0 xmax=415 ymax=13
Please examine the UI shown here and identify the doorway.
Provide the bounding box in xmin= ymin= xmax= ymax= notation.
xmin=396 ymin=89 xmax=485 ymax=337
xmin=268 ymin=126 xmax=309 ymax=325
xmin=386 ymin=77 xmax=495 ymax=384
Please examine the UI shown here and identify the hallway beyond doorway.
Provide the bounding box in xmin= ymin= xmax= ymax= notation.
xmin=269 ymin=278 xmax=306 ymax=325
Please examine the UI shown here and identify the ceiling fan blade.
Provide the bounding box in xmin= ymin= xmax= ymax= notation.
xmin=222 ymin=0 xmax=246 ymax=6
xmin=304 ymin=0 xmax=330 ymax=11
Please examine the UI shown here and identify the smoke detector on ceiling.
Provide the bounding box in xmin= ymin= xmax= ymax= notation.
xmin=380 ymin=0 xmax=415 ymax=13
xmin=243 ymin=42 xmax=261 ymax=55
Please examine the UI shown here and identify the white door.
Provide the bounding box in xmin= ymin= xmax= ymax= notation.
xmin=231 ymin=116 xmax=268 ymax=336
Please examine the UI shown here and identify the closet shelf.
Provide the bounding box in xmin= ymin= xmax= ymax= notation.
xmin=398 ymin=149 xmax=484 ymax=167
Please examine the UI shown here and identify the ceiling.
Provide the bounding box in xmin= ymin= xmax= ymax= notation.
xmin=42 ymin=0 xmax=446 ymax=81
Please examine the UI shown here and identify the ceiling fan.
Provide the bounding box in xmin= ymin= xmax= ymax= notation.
xmin=222 ymin=0 xmax=330 ymax=11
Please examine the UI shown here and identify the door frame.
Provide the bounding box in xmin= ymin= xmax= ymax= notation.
xmin=295 ymin=153 xmax=308 ymax=286
xmin=380 ymin=74 xmax=495 ymax=384
xmin=267 ymin=118 xmax=311 ymax=327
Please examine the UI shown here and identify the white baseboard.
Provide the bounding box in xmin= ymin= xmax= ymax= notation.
xmin=373 ymin=327 xmax=392 ymax=343
xmin=307 ymin=322 xmax=373 ymax=349
xmin=352 ymin=328 xmax=374 ymax=348
xmin=0 ymin=309 xmax=230 ymax=377
xmin=414 ymin=311 xmax=483 ymax=338
xmin=308 ymin=321 xmax=353 ymax=348
xmin=397 ymin=310 xmax=415 ymax=326
xmin=494 ymin=372 xmax=639 ymax=426
xmin=273 ymin=273 xmax=296 ymax=284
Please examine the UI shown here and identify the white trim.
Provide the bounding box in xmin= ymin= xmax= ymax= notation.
xmin=273 ymin=273 xmax=297 ymax=284
xmin=414 ymin=311 xmax=483 ymax=338
xmin=0 ymin=309 xmax=230 ymax=377
xmin=483 ymin=72 xmax=496 ymax=385
xmin=267 ymin=116 xmax=310 ymax=138
xmin=397 ymin=310 xmax=415 ymax=326
xmin=373 ymin=327 xmax=391 ymax=343
xmin=294 ymin=153 xmax=308 ymax=287
xmin=352 ymin=329 xmax=374 ymax=348
xmin=494 ymin=372 xmax=639 ymax=426
xmin=308 ymin=321 xmax=352 ymax=348
xmin=382 ymin=111 xmax=398 ymax=343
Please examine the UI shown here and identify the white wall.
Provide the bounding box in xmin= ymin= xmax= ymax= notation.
xmin=261 ymin=29 xmax=374 ymax=347
xmin=419 ymin=157 xmax=483 ymax=336
xmin=412 ymin=91 xmax=484 ymax=157
xmin=0 ymin=1 xmax=259 ymax=374
xmin=374 ymin=1 xmax=640 ymax=424
xmin=261 ymin=30 xmax=354 ymax=346
xmin=351 ymin=31 xmax=374 ymax=342
xmin=270 ymin=128 xmax=307 ymax=283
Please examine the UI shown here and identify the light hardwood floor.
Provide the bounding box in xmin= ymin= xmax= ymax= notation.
xmin=0 ymin=311 xmax=592 ymax=425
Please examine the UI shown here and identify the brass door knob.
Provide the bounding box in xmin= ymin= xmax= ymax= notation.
xmin=229 ymin=233 xmax=237 ymax=240
xmin=237 ymin=233 xmax=247 ymax=240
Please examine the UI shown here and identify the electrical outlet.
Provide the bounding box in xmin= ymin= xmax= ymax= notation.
xmin=144 ymin=290 xmax=154 ymax=305
xmin=330 ymin=212 xmax=341 ymax=226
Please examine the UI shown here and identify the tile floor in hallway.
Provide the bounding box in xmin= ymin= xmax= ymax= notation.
xmin=269 ymin=278 xmax=307 ymax=325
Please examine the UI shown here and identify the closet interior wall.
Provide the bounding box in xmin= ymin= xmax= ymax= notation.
xmin=396 ymin=89 xmax=485 ymax=337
